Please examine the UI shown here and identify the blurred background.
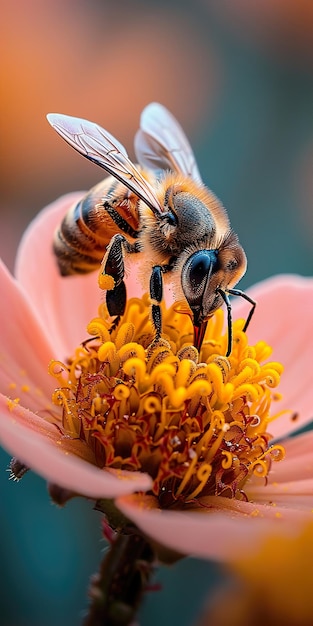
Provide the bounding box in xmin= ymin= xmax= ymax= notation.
xmin=1 ymin=0 xmax=313 ymax=624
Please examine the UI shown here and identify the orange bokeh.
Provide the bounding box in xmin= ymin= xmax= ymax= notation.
xmin=1 ymin=1 xmax=218 ymax=268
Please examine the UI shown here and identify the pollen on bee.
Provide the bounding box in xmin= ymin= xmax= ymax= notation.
xmin=98 ymin=273 xmax=115 ymax=291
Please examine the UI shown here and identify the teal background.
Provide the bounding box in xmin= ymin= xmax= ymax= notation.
xmin=1 ymin=1 xmax=313 ymax=624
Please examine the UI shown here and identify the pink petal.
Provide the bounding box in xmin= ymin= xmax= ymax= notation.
xmin=0 ymin=396 xmax=152 ymax=497
xmin=0 ymin=258 xmax=56 ymax=405
xmin=248 ymin=478 xmax=313 ymax=509
xmin=0 ymin=391 xmax=90 ymax=453
xmin=15 ymin=193 xmax=102 ymax=359
xmin=233 ymin=274 xmax=313 ymax=438
xmin=117 ymin=492 xmax=310 ymax=562
xmin=278 ymin=430 xmax=313 ymax=459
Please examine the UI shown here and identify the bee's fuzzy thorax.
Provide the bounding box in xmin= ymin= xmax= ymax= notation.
xmin=156 ymin=172 xmax=229 ymax=226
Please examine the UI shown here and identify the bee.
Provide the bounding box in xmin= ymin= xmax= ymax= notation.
xmin=47 ymin=103 xmax=255 ymax=355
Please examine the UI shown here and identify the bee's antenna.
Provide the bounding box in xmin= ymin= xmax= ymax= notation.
xmin=217 ymin=287 xmax=257 ymax=356
xmin=227 ymin=289 xmax=257 ymax=332
xmin=217 ymin=288 xmax=232 ymax=357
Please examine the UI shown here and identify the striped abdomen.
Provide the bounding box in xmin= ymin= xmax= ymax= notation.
xmin=53 ymin=177 xmax=141 ymax=275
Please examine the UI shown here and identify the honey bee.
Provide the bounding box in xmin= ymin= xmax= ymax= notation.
xmin=47 ymin=103 xmax=255 ymax=355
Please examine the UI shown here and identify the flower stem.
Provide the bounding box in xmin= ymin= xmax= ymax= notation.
xmin=83 ymin=530 xmax=156 ymax=626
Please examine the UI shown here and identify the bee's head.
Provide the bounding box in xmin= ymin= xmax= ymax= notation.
xmin=181 ymin=234 xmax=247 ymax=351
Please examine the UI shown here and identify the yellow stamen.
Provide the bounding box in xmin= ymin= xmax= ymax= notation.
xmin=49 ymin=295 xmax=285 ymax=506
xmin=87 ymin=318 xmax=111 ymax=343
xmin=51 ymin=389 xmax=78 ymax=435
xmin=187 ymin=463 xmax=213 ymax=500
xmin=175 ymin=450 xmax=199 ymax=497
xmin=221 ymin=450 xmax=233 ymax=469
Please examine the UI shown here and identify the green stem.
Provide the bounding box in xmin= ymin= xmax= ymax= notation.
xmin=83 ymin=530 xmax=156 ymax=626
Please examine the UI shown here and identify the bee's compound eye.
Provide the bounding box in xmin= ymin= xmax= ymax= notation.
xmin=184 ymin=250 xmax=218 ymax=293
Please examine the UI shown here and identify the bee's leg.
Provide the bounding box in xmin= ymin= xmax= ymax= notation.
xmin=106 ymin=282 xmax=127 ymax=331
xmin=150 ymin=266 xmax=164 ymax=340
xmin=99 ymin=234 xmax=139 ymax=324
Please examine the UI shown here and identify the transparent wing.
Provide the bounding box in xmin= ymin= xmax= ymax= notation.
xmin=47 ymin=113 xmax=164 ymax=215
xmin=134 ymin=102 xmax=202 ymax=184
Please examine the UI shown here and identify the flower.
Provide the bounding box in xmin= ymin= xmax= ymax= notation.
xmin=1 ymin=192 xmax=313 ymax=562
xmin=196 ymin=519 xmax=313 ymax=626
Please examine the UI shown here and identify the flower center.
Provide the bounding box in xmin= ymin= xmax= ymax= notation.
xmin=50 ymin=295 xmax=284 ymax=507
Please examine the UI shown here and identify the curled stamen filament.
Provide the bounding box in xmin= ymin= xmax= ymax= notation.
xmin=187 ymin=463 xmax=213 ymax=500
xmin=196 ymin=411 xmax=225 ymax=457
xmin=52 ymin=389 xmax=77 ymax=435
xmin=48 ymin=361 xmax=71 ymax=388
xmin=175 ymin=451 xmax=198 ymax=497
xmin=249 ymin=444 xmax=285 ymax=476
xmin=221 ymin=450 xmax=233 ymax=469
